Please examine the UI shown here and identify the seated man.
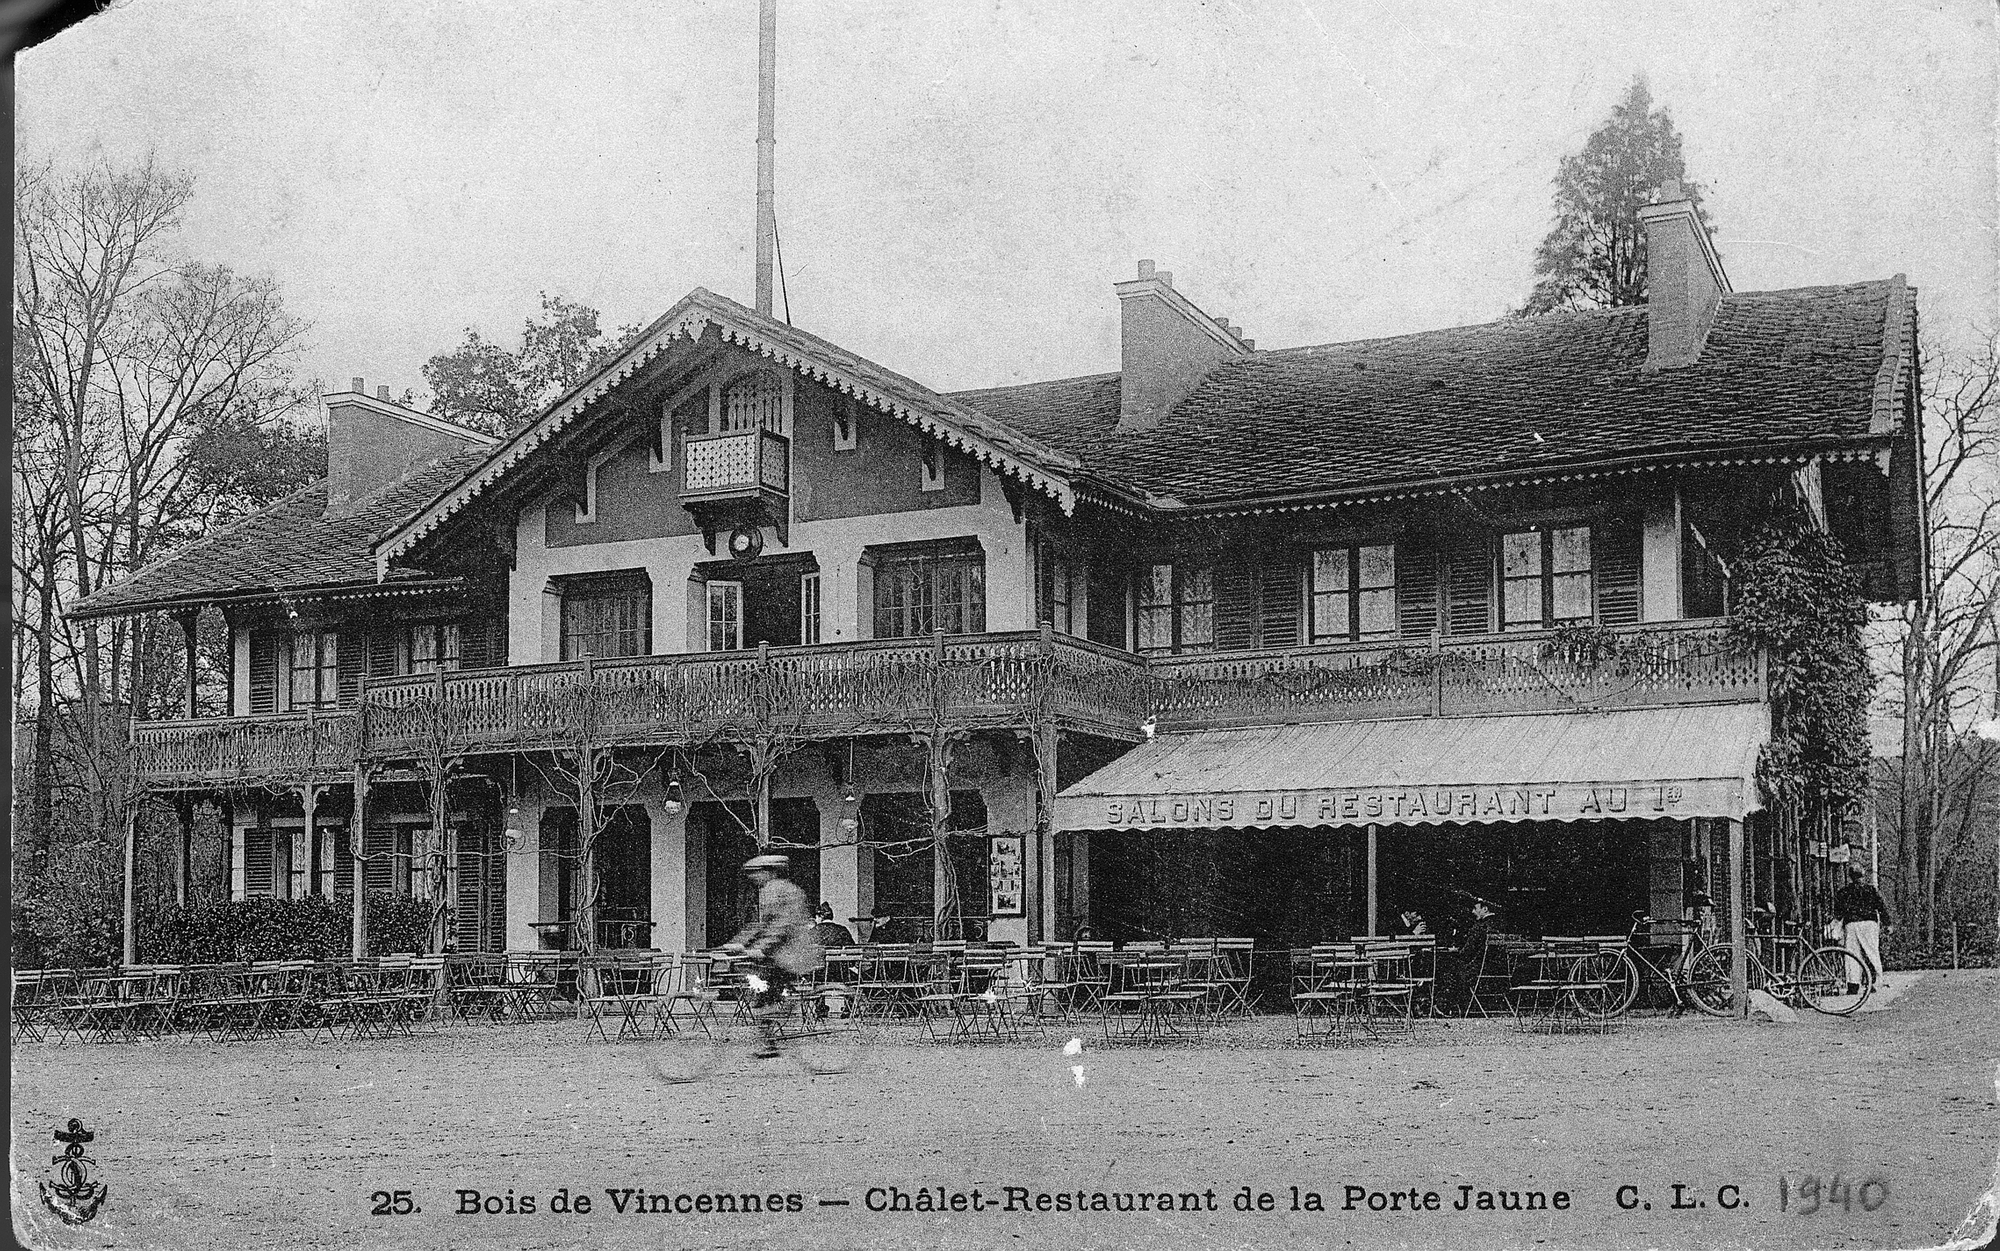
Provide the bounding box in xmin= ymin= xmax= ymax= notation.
xmin=1434 ymin=896 xmax=1501 ymax=1012
xmin=867 ymin=910 xmax=916 ymax=945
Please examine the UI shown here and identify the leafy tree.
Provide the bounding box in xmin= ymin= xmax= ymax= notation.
xmin=1521 ymin=76 xmax=1712 ymax=315
xmin=422 ymin=293 xmax=642 ymax=435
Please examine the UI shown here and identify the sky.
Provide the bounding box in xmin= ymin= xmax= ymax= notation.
xmin=16 ymin=0 xmax=1998 ymax=401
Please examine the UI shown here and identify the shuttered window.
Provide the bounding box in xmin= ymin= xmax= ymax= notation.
xmin=408 ymin=623 xmax=462 ymax=674
xmin=1136 ymin=563 xmax=1214 ymax=655
xmin=249 ymin=630 xmax=280 ymax=714
xmin=287 ymin=631 xmax=340 ymax=709
xmin=1499 ymin=521 xmax=1641 ymax=630
xmin=1310 ymin=544 xmax=1398 ymax=643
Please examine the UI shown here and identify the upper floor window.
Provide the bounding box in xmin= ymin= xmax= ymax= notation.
xmin=408 ymin=623 xmax=461 ymax=674
xmin=560 ymin=572 xmax=652 ymax=659
xmin=1500 ymin=526 xmax=1594 ymax=631
xmin=1037 ymin=544 xmax=1083 ymax=636
xmin=1137 ymin=563 xmax=1214 ymax=655
xmin=722 ymin=371 xmax=788 ymax=435
xmin=800 ymin=571 xmax=823 ymax=645
xmin=288 ymin=630 xmax=339 ymax=709
xmin=1310 ymin=544 xmax=1397 ymax=643
xmin=871 ymin=540 xmax=986 ymax=638
xmin=706 ymin=580 xmax=744 ymax=651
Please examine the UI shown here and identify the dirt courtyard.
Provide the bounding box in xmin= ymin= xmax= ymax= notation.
xmin=12 ymin=969 xmax=1998 ymax=1251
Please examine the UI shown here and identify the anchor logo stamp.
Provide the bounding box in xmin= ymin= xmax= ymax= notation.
xmin=38 ymin=1118 xmax=109 ymax=1225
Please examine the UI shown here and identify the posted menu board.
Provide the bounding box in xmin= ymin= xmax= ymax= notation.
xmin=987 ymin=835 xmax=1025 ymax=917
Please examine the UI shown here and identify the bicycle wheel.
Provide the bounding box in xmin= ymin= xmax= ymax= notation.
xmin=641 ymin=1020 xmax=729 ymax=1085
xmin=1682 ymin=946 xmax=1738 ymax=1017
xmin=1568 ymin=949 xmax=1640 ymax=1019
xmin=779 ymin=993 xmax=866 ymax=1076
xmin=1796 ymin=947 xmax=1871 ymax=1017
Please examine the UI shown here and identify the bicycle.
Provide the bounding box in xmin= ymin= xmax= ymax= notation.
xmin=642 ymin=961 xmax=865 ymax=1085
xmin=1686 ymin=921 xmax=1871 ymax=1017
xmin=1567 ymin=911 xmax=1736 ymax=1020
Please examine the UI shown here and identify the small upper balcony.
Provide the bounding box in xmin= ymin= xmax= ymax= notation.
xmin=129 ymin=619 xmax=1765 ymax=785
xmin=680 ymin=427 xmax=789 ymax=545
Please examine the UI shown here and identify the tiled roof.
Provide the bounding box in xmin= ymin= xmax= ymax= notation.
xmin=950 ymin=278 xmax=1911 ymax=507
xmin=71 ymin=446 xmax=493 ymax=619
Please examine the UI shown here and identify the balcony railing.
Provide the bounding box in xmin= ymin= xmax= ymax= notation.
xmin=680 ymin=428 xmax=789 ymax=501
xmin=131 ymin=620 xmax=1763 ymax=784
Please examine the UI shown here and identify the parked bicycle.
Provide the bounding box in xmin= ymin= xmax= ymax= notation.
xmin=643 ymin=962 xmax=863 ymax=1085
xmin=1565 ymin=911 xmax=1734 ymax=1020
xmin=1687 ymin=916 xmax=1872 ymax=1017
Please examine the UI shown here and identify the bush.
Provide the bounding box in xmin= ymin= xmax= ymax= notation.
xmin=138 ymin=892 xmax=435 ymax=963
xmin=12 ymin=838 xmax=123 ymax=969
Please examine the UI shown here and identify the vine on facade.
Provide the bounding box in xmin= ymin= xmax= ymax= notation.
xmin=1727 ymin=509 xmax=1873 ymax=816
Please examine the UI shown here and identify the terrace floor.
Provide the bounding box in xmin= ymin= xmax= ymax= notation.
xmin=12 ymin=969 xmax=1997 ymax=1251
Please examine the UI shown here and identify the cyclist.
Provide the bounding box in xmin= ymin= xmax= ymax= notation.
xmin=721 ymin=854 xmax=825 ymax=1059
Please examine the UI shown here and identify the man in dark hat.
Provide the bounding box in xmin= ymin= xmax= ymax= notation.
xmin=1436 ymin=895 xmax=1501 ymax=1012
xmin=723 ymin=854 xmax=825 ymax=1058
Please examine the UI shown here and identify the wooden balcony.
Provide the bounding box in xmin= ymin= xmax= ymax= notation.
xmin=1147 ymin=618 xmax=1763 ymax=729
xmin=132 ymin=710 xmax=360 ymax=786
xmin=130 ymin=620 xmax=1764 ymax=785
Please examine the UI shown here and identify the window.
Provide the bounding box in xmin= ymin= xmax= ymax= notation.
xmin=920 ymin=442 xmax=945 ymax=492
xmin=832 ymin=398 xmax=858 ymax=451
xmin=1136 ymin=563 xmax=1214 ymax=655
xmin=1500 ymin=525 xmax=1595 ymax=631
xmin=872 ymin=544 xmax=986 ymax=638
xmin=559 ymin=573 xmax=652 ymax=659
xmin=799 ymin=571 xmax=822 ymax=645
xmin=707 ymin=580 xmax=744 ymax=651
xmin=287 ymin=630 xmax=339 ymax=709
xmin=1309 ymin=544 xmax=1397 ymax=643
xmin=408 ymin=623 xmax=461 ymax=674
xmin=722 ymin=371 xmax=788 ymax=435
xmin=1037 ymin=544 xmax=1082 ymax=635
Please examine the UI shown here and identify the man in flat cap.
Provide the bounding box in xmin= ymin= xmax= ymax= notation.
xmin=723 ymin=853 xmax=825 ymax=1058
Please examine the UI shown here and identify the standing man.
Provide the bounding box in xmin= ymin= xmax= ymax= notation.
xmin=723 ymin=854 xmax=825 ymax=1058
xmin=1833 ymin=867 xmax=1892 ymax=990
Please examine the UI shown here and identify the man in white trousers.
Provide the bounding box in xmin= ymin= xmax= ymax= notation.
xmin=1832 ymin=866 xmax=1892 ymax=992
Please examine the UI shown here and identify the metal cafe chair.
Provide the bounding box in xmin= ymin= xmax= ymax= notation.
xmin=582 ymin=952 xmax=664 ymax=1042
xmin=444 ymin=953 xmax=512 ymax=1026
xmin=11 ymin=969 xmax=52 ymax=1043
xmin=1211 ymin=938 xmax=1257 ymax=1016
xmin=501 ymin=951 xmax=562 ymax=1022
xmin=1361 ymin=945 xmax=1420 ymax=1037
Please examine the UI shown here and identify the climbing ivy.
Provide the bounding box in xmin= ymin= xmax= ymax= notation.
xmin=1727 ymin=511 xmax=1873 ymax=814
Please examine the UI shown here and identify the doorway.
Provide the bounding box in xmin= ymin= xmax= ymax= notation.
xmin=698 ymin=554 xmax=819 ymax=650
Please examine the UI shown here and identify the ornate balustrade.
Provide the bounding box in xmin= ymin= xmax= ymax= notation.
xmin=131 ymin=620 xmax=1762 ymax=783
xmin=132 ymin=710 xmax=361 ymax=784
xmin=1146 ymin=619 xmax=1764 ymax=729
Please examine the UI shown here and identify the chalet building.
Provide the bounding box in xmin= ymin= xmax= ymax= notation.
xmin=78 ymin=185 xmax=1925 ymax=957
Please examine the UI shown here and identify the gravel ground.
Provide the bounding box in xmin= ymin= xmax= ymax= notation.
xmin=12 ymin=968 xmax=1997 ymax=1251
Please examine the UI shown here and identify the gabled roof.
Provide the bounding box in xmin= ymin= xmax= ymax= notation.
xmin=377 ymin=288 xmax=1091 ymax=569
xmin=952 ymin=277 xmax=1914 ymax=510
xmin=69 ymin=445 xmax=493 ymax=620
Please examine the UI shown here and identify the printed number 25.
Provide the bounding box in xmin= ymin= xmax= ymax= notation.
xmin=371 ymin=1191 xmax=417 ymax=1216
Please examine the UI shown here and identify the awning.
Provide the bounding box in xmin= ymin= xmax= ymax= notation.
xmin=1054 ymin=704 xmax=1768 ymax=832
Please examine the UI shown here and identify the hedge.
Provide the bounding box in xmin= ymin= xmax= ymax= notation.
xmin=138 ymin=892 xmax=434 ymax=964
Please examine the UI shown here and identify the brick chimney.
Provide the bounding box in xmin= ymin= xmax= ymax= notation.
xmin=1637 ymin=180 xmax=1730 ymax=371
xmin=323 ymin=379 xmax=494 ymax=517
xmin=1114 ymin=260 xmax=1254 ymax=431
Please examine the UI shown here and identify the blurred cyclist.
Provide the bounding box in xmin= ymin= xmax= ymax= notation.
xmin=721 ymin=854 xmax=825 ymax=1058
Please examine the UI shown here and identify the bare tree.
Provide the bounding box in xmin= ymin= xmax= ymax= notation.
xmin=1880 ymin=335 xmax=2000 ymax=948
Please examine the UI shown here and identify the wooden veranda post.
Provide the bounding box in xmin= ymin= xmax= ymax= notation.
xmin=351 ymin=764 xmax=370 ymax=959
xmin=1728 ymin=817 xmax=1747 ymax=1018
xmin=121 ymin=805 xmax=138 ymax=966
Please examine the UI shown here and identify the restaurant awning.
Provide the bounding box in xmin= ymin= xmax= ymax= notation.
xmin=1053 ymin=704 xmax=1768 ymax=832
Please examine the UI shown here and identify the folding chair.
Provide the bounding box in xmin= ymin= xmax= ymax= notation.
xmin=445 ymin=953 xmax=511 ymax=1026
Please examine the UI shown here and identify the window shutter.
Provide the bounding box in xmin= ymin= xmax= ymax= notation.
xmin=454 ymin=826 xmax=484 ymax=951
xmin=459 ymin=618 xmax=506 ymax=671
xmin=368 ymin=627 xmax=400 ymax=679
xmin=243 ymin=824 xmax=273 ymax=896
xmin=248 ymin=630 xmax=278 ymax=714
xmin=1256 ymin=556 xmax=1301 ymax=649
xmin=338 ymin=628 xmax=366 ymax=706
xmin=363 ymin=825 xmax=393 ymax=894
xmin=1213 ymin=563 xmax=1257 ymax=651
xmin=333 ymin=824 xmax=355 ymax=894
xmin=1596 ymin=518 xmax=1643 ymax=625
xmin=1443 ymin=533 xmax=1492 ymax=636
xmin=1397 ymin=543 xmax=1439 ymax=639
